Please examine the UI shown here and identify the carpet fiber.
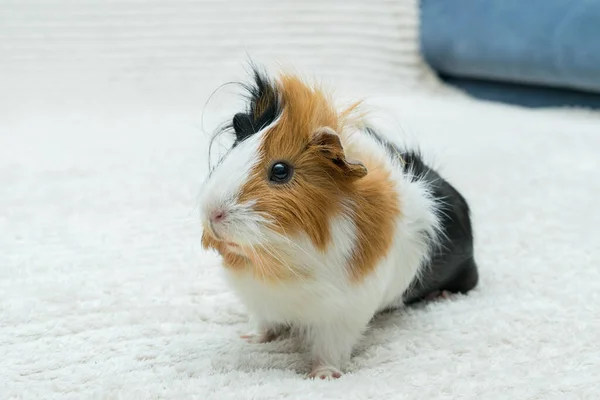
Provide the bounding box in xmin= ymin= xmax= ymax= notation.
xmin=2 ymin=92 xmax=599 ymax=399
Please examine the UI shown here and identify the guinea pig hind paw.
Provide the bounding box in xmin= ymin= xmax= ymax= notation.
xmin=240 ymin=333 xmax=269 ymax=344
xmin=307 ymin=365 xmax=343 ymax=380
xmin=425 ymin=290 xmax=452 ymax=301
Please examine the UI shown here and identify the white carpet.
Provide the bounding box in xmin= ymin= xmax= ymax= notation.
xmin=2 ymin=92 xmax=600 ymax=399
xmin=2 ymin=0 xmax=600 ymax=398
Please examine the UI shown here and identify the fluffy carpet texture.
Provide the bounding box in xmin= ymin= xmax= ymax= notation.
xmin=2 ymin=0 xmax=600 ymax=399
xmin=2 ymin=93 xmax=599 ymax=399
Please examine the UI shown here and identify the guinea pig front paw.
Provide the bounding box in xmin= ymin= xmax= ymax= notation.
xmin=307 ymin=365 xmax=343 ymax=380
xmin=240 ymin=328 xmax=283 ymax=344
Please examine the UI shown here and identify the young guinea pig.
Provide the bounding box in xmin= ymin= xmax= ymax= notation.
xmin=200 ymin=67 xmax=478 ymax=379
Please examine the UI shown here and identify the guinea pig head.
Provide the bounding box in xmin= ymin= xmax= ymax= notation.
xmin=199 ymin=71 xmax=367 ymax=279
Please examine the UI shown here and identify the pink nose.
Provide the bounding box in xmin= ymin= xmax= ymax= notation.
xmin=210 ymin=209 xmax=226 ymax=223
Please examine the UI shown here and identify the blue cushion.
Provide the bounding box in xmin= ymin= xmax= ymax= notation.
xmin=441 ymin=76 xmax=600 ymax=109
xmin=421 ymin=0 xmax=600 ymax=94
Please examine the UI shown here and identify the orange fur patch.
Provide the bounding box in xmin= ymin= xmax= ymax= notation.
xmin=202 ymin=230 xmax=247 ymax=270
xmin=347 ymin=158 xmax=400 ymax=281
xmin=202 ymin=229 xmax=309 ymax=282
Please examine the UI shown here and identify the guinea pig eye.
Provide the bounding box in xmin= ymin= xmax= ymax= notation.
xmin=269 ymin=162 xmax=293 ymax=184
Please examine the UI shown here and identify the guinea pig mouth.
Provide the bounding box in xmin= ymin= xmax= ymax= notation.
xmin=208 ymin=220 xmax=221 ymax=240
xmin=225 ymin=241 xmax=247 ymax=256
xmin=206 ymin=223 xmax=241 ymax=248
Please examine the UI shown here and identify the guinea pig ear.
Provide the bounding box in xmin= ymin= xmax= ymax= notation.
xmin=311 ymin=126 xmax=368 ymax=179
xmin=232 ymin=112 xmax=255 ymax=142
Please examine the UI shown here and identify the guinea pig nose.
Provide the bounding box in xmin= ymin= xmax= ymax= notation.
xmin=210 ymin=209 xmax=226 ymax=223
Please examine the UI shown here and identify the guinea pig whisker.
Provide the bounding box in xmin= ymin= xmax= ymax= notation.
xmin=260 ymin=242 xmax=306 ymax=283
xmin=240 ymin=232 xmax=268 ymax=281
xmin=240 ymin=229 xmax=283 ymax=284
xmin=255 ymin=243 xmax=287 ymax=282
xmin=243 ymin=221 xmax=301 ymax=282
xmin=247 ymin=245 xmax=266 ymax=281
xmin=263 ymin=219 xmax=326 ymax=271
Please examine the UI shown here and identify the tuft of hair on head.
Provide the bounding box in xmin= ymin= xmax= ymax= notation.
xmin=207 ymin=62 xmax=369 ymax=172
xmin=206 ymin=63 xmax=282 ymax=174
xmin=232 ymin=64 xmax=282 ymax=146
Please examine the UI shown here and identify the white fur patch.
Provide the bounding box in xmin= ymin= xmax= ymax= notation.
xmin=200 ymin=131 xmax=264 ymax=215
xmin=199 ymin=118 xmax=281 ymax=244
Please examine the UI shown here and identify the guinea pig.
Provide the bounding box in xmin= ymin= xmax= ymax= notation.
xmin=199 ymin=67 xmax=478 ymax=379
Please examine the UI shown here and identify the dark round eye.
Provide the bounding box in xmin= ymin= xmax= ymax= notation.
xmin=269 ymin=162 xmax=293 ymax=184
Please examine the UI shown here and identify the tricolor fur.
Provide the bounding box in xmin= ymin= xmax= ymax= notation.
xmin=200 ymin=67 xmax=478 ymax=379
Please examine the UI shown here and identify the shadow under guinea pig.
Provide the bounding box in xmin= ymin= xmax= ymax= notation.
xmin=209 ymin=293 xmax=475 ymax=377
xmin=210 ymin=330 xmax=311 ymax=375
xmin=209 ymin=306 xmax=422 ymax=376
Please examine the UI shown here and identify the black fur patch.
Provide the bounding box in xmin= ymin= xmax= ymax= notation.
xmin=363 ymin=126 xmax=479 ymax=303
xmin=232 ymin=67 xmax=281 ymax=146
xmin=364 ymin=127 xmax=411 ymax=171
